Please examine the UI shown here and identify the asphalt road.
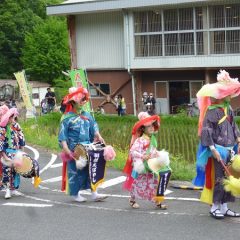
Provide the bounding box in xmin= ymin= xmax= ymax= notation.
xmin=0 ymin=146 xmax=239 ymax=240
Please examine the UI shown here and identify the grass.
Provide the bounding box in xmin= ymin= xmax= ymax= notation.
xmin=20 ymin=112 xmax=204 ymax=181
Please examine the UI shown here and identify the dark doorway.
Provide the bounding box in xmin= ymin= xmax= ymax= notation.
xmin=169 ymin=81 xmax=190 ymax=113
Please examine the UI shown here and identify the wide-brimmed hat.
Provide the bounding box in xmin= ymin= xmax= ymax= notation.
xmin=0 ymin=105 xmax=9 ymax=120
xmin=0 ymin=107 xmax=18 ymax=127
xmin=197 ymin=70 xmax=240 ymax=100
xmin=132 ymin=112 xmax=160 ymax=136
xmin=63 ymin=87 xmax=89 ymax=105
xmin=197 ymin=70 xmax=240 ymax=135
xmin=63 ymin=87 xmax=89 ymax=113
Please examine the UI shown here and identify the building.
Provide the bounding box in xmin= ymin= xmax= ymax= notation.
xmin=47 ymin=0 xmax=240 ymax=114
xmin=0 ymin=80 xmax=51 ymax=107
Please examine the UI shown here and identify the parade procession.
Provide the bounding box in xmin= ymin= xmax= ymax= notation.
xmin=1 ymin=1 xmax=240 ymax=240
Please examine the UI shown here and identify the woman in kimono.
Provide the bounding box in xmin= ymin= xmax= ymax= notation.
xmin=59 ymin=87 xmax=107 ymax=202
xmin=123 ymin=112 xmax=171 ymax=209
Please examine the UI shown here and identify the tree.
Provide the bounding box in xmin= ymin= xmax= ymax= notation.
xmin=21 ymin=17 xmax=70 ymax=84
xmin=0 ymin=0 xmax=63 ymax=78
xmin=0 ymin=0 xmax=42 ymax=78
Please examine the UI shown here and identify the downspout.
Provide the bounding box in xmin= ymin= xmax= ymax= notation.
xmin=124 ymin=10 xmax=137 ymax=116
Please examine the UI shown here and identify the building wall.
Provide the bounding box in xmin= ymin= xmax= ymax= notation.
xmin=76 ymin=12 xmax=125 ymax=69
xmin=87 ymin=70 xmax=133 ymax=114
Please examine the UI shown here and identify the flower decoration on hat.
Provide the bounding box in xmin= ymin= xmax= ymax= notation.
xmin=197 ymin=69 xmax=240 ymax=136
xmin=63 ymin=87 xmax=90 ymax=113
xmin=63 ymin=87 xmax=89 ymax=105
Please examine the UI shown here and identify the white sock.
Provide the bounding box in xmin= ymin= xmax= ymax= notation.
xmin=210 ymin=203 xmax=219 ymax=212
xmin=220 ymin=203 xmax=228 ymax=213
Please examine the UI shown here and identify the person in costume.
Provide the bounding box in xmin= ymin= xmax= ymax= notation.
xmin=58 ymin=87 xmax=107 ymax=202
xmin=123 ymin=112 xmax=171 ymax=209
xmin=194 ymin=70 xmax=240 ymax=219
xmin=0 ymin=106 xmax=25 ymax=199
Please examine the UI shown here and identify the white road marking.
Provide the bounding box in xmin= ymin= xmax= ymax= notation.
xmin=164 ymin=189 xmax=173 ymax=195
xmin=41 ymin=176 xmax=62 ymax=183
xmin=40 ymin=153 xmax=58 ymax=175
xmin=50 ymin=189 xmax=197 ymax=201
xmin=2 ymin=203 xmax=53 ymax=207
xmin=25 ymin=145 xmax=39 ymax=160
xmin=166 ymin=197 xmax=199 ymax=202
xmin=99 ymin=176 xmax=126 ymax=189
xmin=41 ymin=175 xmax=173 ymax=196
xmin=18 ymin=193 xmax=204 ymax=216
xmin=50 ymin=163 xmax=63 ymax=168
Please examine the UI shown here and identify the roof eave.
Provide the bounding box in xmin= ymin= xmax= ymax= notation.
xmin=47 ymin=0 xmax=223 ymax=16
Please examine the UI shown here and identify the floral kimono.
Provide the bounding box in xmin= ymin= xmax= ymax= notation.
xmin=124 ymin=134 xmax=171 ymax=203
xmin=0 ymin=121 xmax=25 ymax=189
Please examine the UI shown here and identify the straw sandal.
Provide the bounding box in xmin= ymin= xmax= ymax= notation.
xmin=224 ymin=209 xmax=240 ymax=217
xmin=156 ymin=203 xmax=168 ymax=210
xmin=209 ymin=209 xmax=224 ymax=219
xmin=129 ymin=199 xmax=140 ymax=209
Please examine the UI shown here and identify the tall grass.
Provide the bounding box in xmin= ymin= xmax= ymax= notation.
xmin=19 ymin=113 xmax=209 ymax=180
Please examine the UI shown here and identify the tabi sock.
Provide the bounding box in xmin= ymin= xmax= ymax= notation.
xmin=220 ymin=203 xmax=228 ymax=214
xmin=210 ymin=203 xmax=220 ymax=213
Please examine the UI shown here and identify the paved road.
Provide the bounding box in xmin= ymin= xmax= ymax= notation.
xmin=0 ymin=146 xmax=239 ymax=240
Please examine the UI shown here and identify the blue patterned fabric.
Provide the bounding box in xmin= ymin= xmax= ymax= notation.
xmin=193 ymin=143 xmax=233 ymax=187
xmin=59 ymin=111 xmax=99 ymax=195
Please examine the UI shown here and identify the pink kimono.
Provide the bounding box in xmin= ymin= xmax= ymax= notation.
xmin=124 ymin=135 xmax=162 ymax=202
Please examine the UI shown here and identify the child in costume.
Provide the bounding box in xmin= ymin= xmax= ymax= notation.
xmin=59 ymin=87 xmax=107 ymax=202
xmin=0 ymin=106 xmax=25 ymax=199
xmin=123 ymin=112 xmax=171 ymax=209
xmin=194 ymin=70 xmax=240 ymax=219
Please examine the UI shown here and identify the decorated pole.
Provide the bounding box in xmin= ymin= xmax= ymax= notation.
xmin=14 ymin=70 xmax=35 ymax=118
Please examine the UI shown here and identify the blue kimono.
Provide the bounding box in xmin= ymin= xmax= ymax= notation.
xmin=58 ymin=111 xmax=99 ymax=196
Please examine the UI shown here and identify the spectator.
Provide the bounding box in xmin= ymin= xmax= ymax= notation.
xmin=117 ymin=94 xmax=126 ymax=116
xmin=142 ymin=92 xmax=148 ymax=110
xmin=146 ymin=93 xmax=156 ymax=114
xmin=41 ymin=98 xmax=48 ymax=114
xmin=45 ymin=88 xmax=56 ymax=113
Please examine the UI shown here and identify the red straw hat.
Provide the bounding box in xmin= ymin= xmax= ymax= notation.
xmin=132 ymin=112 xmax=160 ymax=135
xmin=63 ymin=87 xmax=89 ymax=105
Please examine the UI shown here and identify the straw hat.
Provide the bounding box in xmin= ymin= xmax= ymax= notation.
xmin=132 ymin=112 xmax=160 ymax=136
xmin=63 ymin=87 xmax=89 ymax=113
xmin=197 ymin=70 xmax=240 ymax=135
xmin=0 ymin=105 xmax=9 ymax=120
xmin=63 ymin=87 xmax=89 ymax=105
xmin=0 ymin=107 xmax=18 ymax=127
xmin=197 ymin=70 xmax=240 ymax=100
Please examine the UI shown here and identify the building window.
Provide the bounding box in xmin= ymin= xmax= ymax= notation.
xmin=226 ymin=5 xmax=240 ymax=27
xmin=164 ymin=34 xmax=178 ymax=56
xmin=32 ymin=93 xmax=39 ymax=99
xmin=226 ymin=30 xmax=240 ymax=53
xmin=89 ymin=83 xmax=110 ymax=97
xmin=164 ymin=9 xmax=178 ymax=31
xmin=134 ymin=4 xmax=240 ymax=57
